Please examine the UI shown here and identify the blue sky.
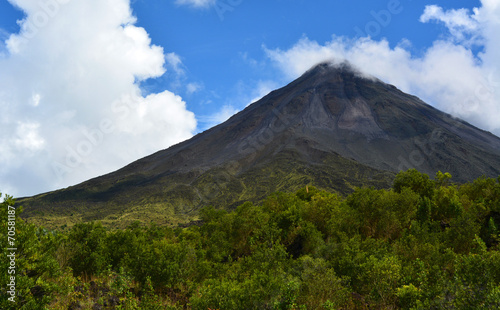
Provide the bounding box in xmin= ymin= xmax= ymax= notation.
xmin=0 ymin=0 xmax=498 ymax=197
xmin=131 ymin=0 xmax=481 ymax=125
xmin=130 ymin=0 xmax=481 ymax=128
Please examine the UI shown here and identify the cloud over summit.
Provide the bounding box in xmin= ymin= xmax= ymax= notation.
xmin=265 ymin=0 xmax=500 ymax=137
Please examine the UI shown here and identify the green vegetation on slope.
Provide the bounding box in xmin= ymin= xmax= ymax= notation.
xmin=2 ymin=169 xmax=500 ymax=309
xmin=18 ymin=151 xmax=394 ymax=230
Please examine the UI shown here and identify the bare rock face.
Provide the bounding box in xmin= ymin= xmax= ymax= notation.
xmin=19 ymin=61 xmax=500 ymax=227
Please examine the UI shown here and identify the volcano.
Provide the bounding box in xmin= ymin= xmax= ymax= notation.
xmin=19 ymin=62 xmax=500 ymax=228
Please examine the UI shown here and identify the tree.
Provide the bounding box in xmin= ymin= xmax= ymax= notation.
xmin=393 ymin=169 xmax=435 ymax=198
xmin=68 ymin=222 xmax=108 ymax=278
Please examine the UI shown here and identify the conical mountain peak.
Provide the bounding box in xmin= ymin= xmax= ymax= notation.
xmin=19 ymin=62 xmax=500 ymax=228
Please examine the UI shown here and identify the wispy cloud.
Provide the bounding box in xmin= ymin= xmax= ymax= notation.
xmin=246 ymin=80 xmax=279 ymax=107
xmin=165 ymin=52 xmax=185 ymax=75
xmin=175 ymin=0 xmax=216 ymax=9
xmin=198 ymin=105 xmax=239 ymax=129
xmin=186 ymin=82 xmax=203 ymax=94
xmin=420 ymin=5 xmax=481 ymax=45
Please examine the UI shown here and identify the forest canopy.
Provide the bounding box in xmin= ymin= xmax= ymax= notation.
xmin=2 ymin=169 xmax=500 ymax=309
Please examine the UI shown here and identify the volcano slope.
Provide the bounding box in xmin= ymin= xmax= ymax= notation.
xmin=18 ymin=62 xmax=500 ymax=228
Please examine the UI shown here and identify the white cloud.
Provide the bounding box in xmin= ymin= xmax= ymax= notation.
xmin=165 ymin=52 xmax=185 ymax=75
xmin=0 ymin=0 xmax=196 ymax=197
xmin=420 ymin=5 xmax=481 ymax=45
xmin=175 ymin=0 xmax=216 ymax=9
xmin=186 ymin=82 xmax=203 ymax=94
xmin=420 ymin=5 xmax=479 ymax=31
xmin=31 ymin=93 xmax=41 ymax=107
xmin=264 ymin=0 xmax=500 ymax=137
xmin=14 ymin=122 xmax=45 ymax=152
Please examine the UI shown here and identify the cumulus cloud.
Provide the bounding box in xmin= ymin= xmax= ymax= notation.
xmin=175 ymin=0 xmax=216 ymax=9
xmin=0 ymin=0 xmax=196 ymax=197
xmin=264 ymin=0 xmax=500 ymax=136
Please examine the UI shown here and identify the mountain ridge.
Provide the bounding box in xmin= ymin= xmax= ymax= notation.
xmin=18 ymin=61 xmax=500 ymax=228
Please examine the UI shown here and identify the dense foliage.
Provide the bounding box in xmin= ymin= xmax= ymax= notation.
xmin=2 ymin=169 xmax=500 ymax=309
